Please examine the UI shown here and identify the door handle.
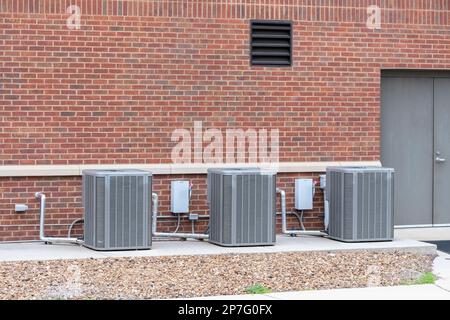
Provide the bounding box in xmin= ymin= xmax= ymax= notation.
xmin=436 ymin=157 xmax=447 ymax=163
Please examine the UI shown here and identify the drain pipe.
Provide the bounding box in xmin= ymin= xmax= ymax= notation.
xmin=35 ymin=192 xmax=82 ymax=244
xmin=277 ymin=188 xmax=327 ymax=237
xmin=151 ymin=193 xmax=208 ymax=240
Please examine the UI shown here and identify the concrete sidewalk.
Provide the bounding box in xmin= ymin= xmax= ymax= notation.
xmin=0 ymin=235 xmax=436 ymax=262
xmin=395 ymin=227 xmax=450 ymax=241
xmin=0 ymin=226 xmax=442 ymax=262
xmin=193 ymin=284 xmax=450 ymax=300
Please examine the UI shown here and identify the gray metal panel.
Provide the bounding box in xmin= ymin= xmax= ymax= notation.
xmin=433 ymin=78 xmax=450 ymax=225
xmin=326 ymin=167 xmax=394 ymax=173
xmin=82 ymin=170 xmax=152 ymax=251
xmin=208 ymin=168 xmax=276 ymax=247
xmin=382 ymin=70 xmax=450 ymax=78
xmin=207 ymin=167 xmax=261 ymax=203
xmin=327 ymin=167 xmax=394 ymax=242
xmin=381 ymin=77 xmax=434 ymax=226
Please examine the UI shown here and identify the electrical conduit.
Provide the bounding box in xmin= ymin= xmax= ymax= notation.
xmin=151 ymin=193 xmax=208 ymax=240
xmin=35 ymin=192 xmax=83 ymax=244
xmin=276 ymin=188 xmax=327 ymax=237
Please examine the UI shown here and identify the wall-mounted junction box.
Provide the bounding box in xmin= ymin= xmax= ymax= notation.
xmin=14 ymin=204 xmax=28 ymax=213
xmin=295 ymin=179 xmax=314 ymax=210
xmin=171 ymin=180 xmax=190 ymax=214
xmin=188 ymin=213 xmax=199 ymax=221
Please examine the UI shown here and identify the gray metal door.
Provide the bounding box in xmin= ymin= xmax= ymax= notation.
xmin=433 ymin=78 xmax=450 ymax=225
xmin=381 ymin=74 xmax=450 ymax=226
xmin=381 ymin=77 xmax=434 ymax=226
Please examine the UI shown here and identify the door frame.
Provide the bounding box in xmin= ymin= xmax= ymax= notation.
xmin=381 ymin=70 xmax=450 ymax=228
xmin=382 ymin=70 xmax=450 ymax=79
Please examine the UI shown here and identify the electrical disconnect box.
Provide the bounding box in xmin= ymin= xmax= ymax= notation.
xmin=295 ymin=179 xmax=314 ymax=210
xmin=171 ymin=181 xmax=190 ymax=214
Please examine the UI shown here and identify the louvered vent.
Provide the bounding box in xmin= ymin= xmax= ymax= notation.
xmin=250 ymin=20 xmax=292 ymax=66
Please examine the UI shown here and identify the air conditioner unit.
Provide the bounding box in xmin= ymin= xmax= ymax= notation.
xmin=326 ymin=167 xmax=394 ymax=242
xmin=207 ymin=167 xmax=259 ymax=204
xmin=208 ymin=168 xmax=277 ymax=247
xmin=82 ymin=169 xmax=152 ymax=251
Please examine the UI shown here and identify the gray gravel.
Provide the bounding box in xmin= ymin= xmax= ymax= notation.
xmin=0 ymin=251 xmax=435 ymax=299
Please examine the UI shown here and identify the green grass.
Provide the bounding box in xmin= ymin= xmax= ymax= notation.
xmin=245 ymin=284 xmax=272 ymax=294
xmin=402 ymin=272 xmax=438 ymax=286
xmin=413 ymin=272 xmax=438 ymax=285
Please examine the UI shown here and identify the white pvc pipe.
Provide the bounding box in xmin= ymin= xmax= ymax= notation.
xmin=323 ymin=190 xmax=329 ymax=231
xmin=276 ymin=188 xmax=327 ymax=237
xmin=278 ymin=188 xmax=288 ymax=234
xmin=151 ymin=192 xmax=208 ymax=240
xmin=35 ymin=192 xmax=82 ymax=244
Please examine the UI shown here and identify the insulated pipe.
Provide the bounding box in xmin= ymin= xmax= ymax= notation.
xmin=276 ymin=188 xmax=327 ymax=237
xmin=151 ymin=192 xmax=158 ymax=235
xmin=319 ymin=174 xmax=329 ymax=231
xmin=151 ymin=192 xmax=208 ymax=240
xmin=35 ymin=192 xmax=82 ymax=244
xmin=323 ymin=190 xmax=329 ymax=231
xmin=278 ymin=188 xmax=288 ymax=234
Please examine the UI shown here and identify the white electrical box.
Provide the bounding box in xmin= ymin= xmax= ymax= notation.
xmin=171 ymin=180 xmax=190 ymax=213
xmin=295 ymin=179 xmax=314 ymax=210
xmin=15 ymin=204 xmax=28 ymax=213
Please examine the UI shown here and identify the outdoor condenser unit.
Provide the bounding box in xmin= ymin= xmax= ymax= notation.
xmin=82 ymin=169 xmax=152 ymax=251
xmin=207 ymin=167 xmax=259 ymax=204
xmin=208 ymin=168 xmax=277 ymax=247
xmin=326 ymin=167 xmax=394 ymax=242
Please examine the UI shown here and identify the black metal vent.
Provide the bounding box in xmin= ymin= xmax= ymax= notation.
xmin=250 ymin=20 xmax=292 ymax=67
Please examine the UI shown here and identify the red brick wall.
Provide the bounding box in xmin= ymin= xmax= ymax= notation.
xmin=0 ymin=174 xmax=324 ymax=241
xmin=1 ymin=0 xmax=450 ymax=241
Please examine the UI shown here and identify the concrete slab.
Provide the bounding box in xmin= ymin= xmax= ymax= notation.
xmin=265 ymin=285 xmax=450 ymax=300
xmin=195 ymin=285 xmax=450 ymax=300
xmin=433 ymin=250 xmax=450 ymax=292
xmin=0 ymin=235 xmax=436 ymax=262
xmin=188 ymin=294 xmax=273 ymax=300
xmin=395 ymin=227 xmax=450 ymax=241
xmin=0 ymin=242 xmax=109 ymax=262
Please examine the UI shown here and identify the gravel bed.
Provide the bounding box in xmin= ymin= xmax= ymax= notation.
xmin=0 ymin=251 xmax=435 ymax=299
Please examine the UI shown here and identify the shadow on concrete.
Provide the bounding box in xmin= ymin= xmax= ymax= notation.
xmin=426 ymin=241 xmax=450 ymax=254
